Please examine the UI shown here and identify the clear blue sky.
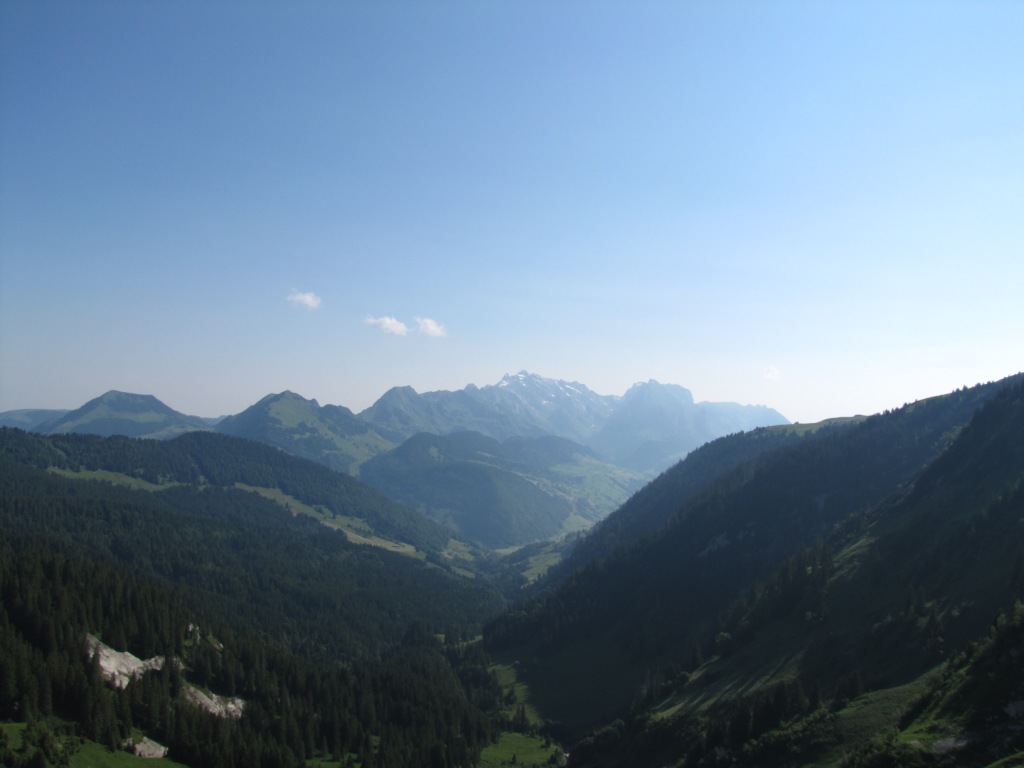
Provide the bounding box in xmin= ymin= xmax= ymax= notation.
xmin=2 ymin=1 xmax=1021 ymax=423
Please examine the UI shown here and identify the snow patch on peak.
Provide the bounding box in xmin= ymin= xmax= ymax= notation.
xmin=498 ymin=370 xmax=536 ymax=387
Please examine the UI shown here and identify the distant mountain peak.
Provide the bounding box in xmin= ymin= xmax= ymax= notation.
xmin=497 ymin=370 xmax=534 ymax=387
xmin=215 ymin=389 xmax=393 ymax=474
xmin=77 ymin=390 xmax=176 ymax=413
xmin=38 ymin=390 xmax=208 ymax=439
xmin=96 ymin=390 xmax=170 ymax=406
xmin=622 ymin=379 xmax=694 ymax=406
xmin=378 ymin=385 xmax=420 ymax=399
xmin=355 ymin=371 xmax=788 ymax=474
xmin=15 ymin=371 xmax=789 ymax=475
xmin=495 ymin=371 xmax=595 ymax=398
xmin=261 ymin=390 xmax=320 ymax=408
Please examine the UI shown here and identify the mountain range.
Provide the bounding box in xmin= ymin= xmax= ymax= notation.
xmin=2 ymin=372 xmax=1023 ymax=767
xmin=0 ymin=373 xmax=787 ymax=549
xmin=359 ymin=371 xmax=788 ymax=472
xmin=2 ymin=372 xmax=788 ymax=476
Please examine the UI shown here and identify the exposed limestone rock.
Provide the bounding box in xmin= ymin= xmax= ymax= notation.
xmin=184 ymin=685 xmax=245 ymax=719
xmin=85 ymin=634 xmax=164 ymax=689
xmin=86 ymin=633 xmax=244 ymax=718
xmin=130 ymin=736 xmax=169 ymax=758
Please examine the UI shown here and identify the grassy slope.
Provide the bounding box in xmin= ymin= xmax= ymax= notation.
xmin=43 ymin=468 xmax=434 ymax=560
xmin=0 ymin=724 xmax=190 ymax=768
xmin=72 ymin=741 xmax=190 ymax=768
xmin=360 ymin=432 xmax=646 ymax=549
xmin=479 ymin=732 xmax=559 ymax=767
xmin=42 ymin=443 xmax=569 ymax=586
xmin=261 ymin=395 xmax=396 ymax=473
xmin=482 ymin=660 xmax=566 ymax=767
xmin=235 ymin=483 xmax=422 ymax=556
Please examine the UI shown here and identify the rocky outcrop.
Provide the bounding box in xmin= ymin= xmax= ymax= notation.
xmin=85 ymin=634 xmax=164 ymax=689
xmin=86 ymin=634 xmax=244 ymax=718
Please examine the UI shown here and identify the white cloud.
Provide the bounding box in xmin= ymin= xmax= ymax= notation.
xmin=415 ymin=317 xmax=447 ymax=338
xmin=762 ymin=365 xmax=782 ymax=381
xmin=287 ymin=291 xmax=322 ymax=310
xmin=364 ymin=316 xmax=409 ymax=336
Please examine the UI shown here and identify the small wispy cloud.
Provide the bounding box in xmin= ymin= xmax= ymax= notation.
xmin=762 ymin=365 xmax=782 ymax=381
xmin=364 ymin=316 xmax=409 ymax=336
xmin=287 ymin=291 xmax=322 ymax=310
xmin=415 ymin=317 xmax=447 ymax=338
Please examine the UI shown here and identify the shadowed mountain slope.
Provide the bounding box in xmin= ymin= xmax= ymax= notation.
xmin=561 ymin=375 xmax=1024 ymax=767
xmin=558 ymin=416 xmax=865 ymax=578
xmin=359 ymin=431 xmax=644 ymax=548
xmin=483 ymin=374 xmax=1023 ymax=758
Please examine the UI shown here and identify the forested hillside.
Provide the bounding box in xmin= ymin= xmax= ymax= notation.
xmin=1 ymin=429 xmax=455 ymax=556
xmin=0 ymin=458 xmax=502 ymax=660
xmin=555 ymin=417 xmax=863 ymax=578
xmin=485 ymin=375 xmax=1024 ymax=766
xmin=0 ymin=550 xmax=500 ymax=768
xmin=0 ymin=431 xmax=510 ymax=767
xmin=359 ymin=431 xmax=643 ymax=549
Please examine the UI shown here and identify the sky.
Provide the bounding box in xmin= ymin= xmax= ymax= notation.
xmin=1 ymin=1 xmax=1022 ymax=424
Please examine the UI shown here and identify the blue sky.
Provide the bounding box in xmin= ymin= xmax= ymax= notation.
xmin=1 ymin=1 xmax=1021 ymax=423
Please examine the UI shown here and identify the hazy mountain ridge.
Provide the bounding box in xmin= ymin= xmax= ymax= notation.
xmin=358 ymin=371 xmax=789 ymax=473
xmin=490 ymin=372 xmax=618 ymax=440
xmin=2 ymin=372 xmax=788 ymax=477
xmin=359 ymin=372 xmax=617 ymax=445
xmin=0 ymin=374 xmax=788 ymax=552
xmin=0 ymin=408 xmax=70 ymax=430
xmin=588 ymin=379 xmax=790 ymax=470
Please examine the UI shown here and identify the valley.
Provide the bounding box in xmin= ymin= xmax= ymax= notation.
xmin=1 ymin=372 xmax=1022 ymax=767
xmin=5 ymin=1 xmax=1019 ymax=766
